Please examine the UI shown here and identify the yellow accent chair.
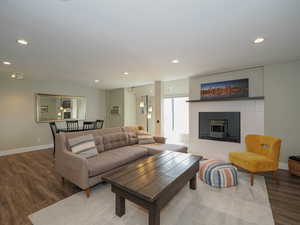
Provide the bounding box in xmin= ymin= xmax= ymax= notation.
xmin=229 ymin=134 xmax=282 ymax=186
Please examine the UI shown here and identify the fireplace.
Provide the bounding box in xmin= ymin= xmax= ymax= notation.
xmin=199 ymin=112 xmax=240 ymax=143
xmin=209 ymin=119 xmax=228 ymax=138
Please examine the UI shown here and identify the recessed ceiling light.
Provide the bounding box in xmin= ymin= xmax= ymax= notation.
xmin=123 ymin=72 xmax=129 ymax=75
xmin=17 ymin=39 xmax=28 ymax=45
xmin=11 ymin=74 xmax=16 ymax=79
xmin=172 ymin=59 xmax=179 ymax=64
xmin=94 ymin=79 xmax=99 ymax=83
xmin=254 ymin=37 xmax=265 ymax=44
xmin=3 ymin=61 xmax=11 ymax=65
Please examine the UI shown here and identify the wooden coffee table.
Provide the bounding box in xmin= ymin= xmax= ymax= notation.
xmin=102 ymin=151 xmax=202 ymax=225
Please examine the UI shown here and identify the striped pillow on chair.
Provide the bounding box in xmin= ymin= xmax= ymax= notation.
xmin=68 ymin=134 xmax=98 ymax=159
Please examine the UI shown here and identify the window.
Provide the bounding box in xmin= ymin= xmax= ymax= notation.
xmin=163 ymin=97 xmax=189 ymax=144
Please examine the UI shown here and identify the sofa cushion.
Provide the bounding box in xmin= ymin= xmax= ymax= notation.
xmin=93 ymin=136 xmax=104 ymax=152
xmin=137 ymin=135 xmax=155 ymax=144
xmin=87 ymin=146 xmax=148 ymax=177
xmin=127 ymin=131 xmax=138 ymax=145
xmin=137 ymin=130 xmax=149 ymax=135
xmin=64 ymin=131 xmax=104 ymax=153
xmin=68 ymin=134 xmax=98 ymax=159
xmin=98 ymin=127 xmax=123 ymax=135
xmin=102 ymin=132 xmax=128 ymax=151
xmin=138 ymin=143 xmax=188 ymax=155
xmin=153 ymin=136 xmax=166 ymax=144
xmin=122 ymin=126 xmax=140 ymax=133
xmin=123 ymin=126 xmax=141 ymax=145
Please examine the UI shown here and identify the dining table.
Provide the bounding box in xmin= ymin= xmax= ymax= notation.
xmin=57 ymin=127 xmax=101 ymax=133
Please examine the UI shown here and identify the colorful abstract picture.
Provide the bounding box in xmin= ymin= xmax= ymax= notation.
xmin=200 ymin=79 xmax=249 ymax=100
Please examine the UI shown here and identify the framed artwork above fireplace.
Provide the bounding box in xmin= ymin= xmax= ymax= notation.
xmin=200 ymin=79 xmax=249 ymax=100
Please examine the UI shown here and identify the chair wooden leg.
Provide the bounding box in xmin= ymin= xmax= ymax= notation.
xmin=250 ymin=173 xmax=254 ymax=186
xmin=61 ymin=177 xmax=64 ymax=185
xmin=272 ymin=171 xmax=279 ymax=185
xmin=85 ymin=188 xmax=91 ymax=198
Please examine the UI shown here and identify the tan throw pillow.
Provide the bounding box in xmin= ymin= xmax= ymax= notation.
xmin=137 ymin=130 xmax=150 ymax=135
xmin=68 ymin=134 xmax=98 ymax=159
xmin=137 ymin=135 xmax=155 ymax=144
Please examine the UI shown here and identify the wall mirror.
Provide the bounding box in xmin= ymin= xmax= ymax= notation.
xmin=36 ymin=94 xmax=87 ymax=123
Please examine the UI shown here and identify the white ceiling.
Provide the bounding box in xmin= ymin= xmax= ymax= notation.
xmin=0 ymin=0 xmax=299 ymax=89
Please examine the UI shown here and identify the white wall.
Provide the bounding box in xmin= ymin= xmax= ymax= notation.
xmin=105 ymin=88 xmax=124 ymax=128
xmin=163 ymin=78 xmax=189 ymax=98
xmin=264 ymin=60 xmax=300 ymax=163
xmin=0 ymin=78 xmax=106 ymax=151
xmin=124 ymin=88 xmax=136 ymax=126
xmin=189 ymin=67 xmax=264 ymax=161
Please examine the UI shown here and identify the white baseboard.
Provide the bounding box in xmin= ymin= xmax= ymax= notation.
xmin=279 ymin=162 xmax=288 ymax=170
xmin=0 ymin=144 xmax=53 ymax=157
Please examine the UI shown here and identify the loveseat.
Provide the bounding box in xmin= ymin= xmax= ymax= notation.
xmin=55 ymin=126 xmax=187 ymax=197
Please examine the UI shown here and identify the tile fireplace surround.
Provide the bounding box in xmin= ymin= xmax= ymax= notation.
xmin=189 ymin=99 xmax=264 ymax=161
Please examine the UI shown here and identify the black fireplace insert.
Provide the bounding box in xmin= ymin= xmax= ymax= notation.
xmin=199 ymin=112 xmax=240 ymax=143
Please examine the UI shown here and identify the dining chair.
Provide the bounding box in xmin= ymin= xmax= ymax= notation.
xmin=49 ymin=122 xmax=58 ymax=156
xmin=66 ymin=120 xmax=79 ymax=131
xmin=95 ymin=120 xmax=104 ymax=129
xmin=83 ymin=121 xmax=96 ymax=131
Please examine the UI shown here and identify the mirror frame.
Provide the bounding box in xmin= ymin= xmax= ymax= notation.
xmin=35 ymin=93 xmax=87 ymax=123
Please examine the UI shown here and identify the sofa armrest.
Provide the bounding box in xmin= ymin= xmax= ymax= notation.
xmin=55 ymin=134 xmax=90 ymax=190
xmin=153 ymin=136 xmax=167 ymax=144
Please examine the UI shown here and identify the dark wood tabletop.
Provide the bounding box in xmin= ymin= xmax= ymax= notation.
xmin=103 ymin=151 xmax=202 ymax=225
xmin=57 ymin=127 xmax=99 ymax=133
xmin=103 ymin=151 xmax=201 ymax=201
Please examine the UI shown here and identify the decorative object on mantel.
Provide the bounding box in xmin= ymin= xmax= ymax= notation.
xmin=187 ymin=96 xmax=264 ymax=103
xmin=288 ymin=156 xmax=300 ymax=176
xmin=200 ymin=79 xmax=249 ymax=100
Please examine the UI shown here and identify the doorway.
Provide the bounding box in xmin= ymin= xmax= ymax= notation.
xmin=163 ymin=97 xmax=189 ymax=145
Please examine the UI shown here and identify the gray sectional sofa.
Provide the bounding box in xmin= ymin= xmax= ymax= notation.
xmin=55 ymin=126 xmax=187 ymax=197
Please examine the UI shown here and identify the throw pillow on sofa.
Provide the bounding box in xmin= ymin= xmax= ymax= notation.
xmin=137 ymin=130 xmax=149 ymax=136
xmin=137 ymin=131 xmax=155 ymax=144
xmin=68 ymin=134 xmax=98 ymax=158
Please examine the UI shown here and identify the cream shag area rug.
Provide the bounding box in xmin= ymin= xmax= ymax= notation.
xmin=29 ymin=173 xmax=274 ymax=225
